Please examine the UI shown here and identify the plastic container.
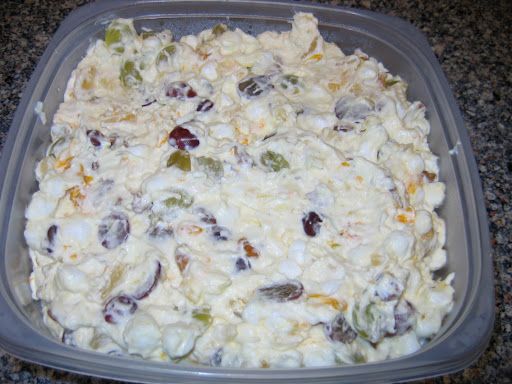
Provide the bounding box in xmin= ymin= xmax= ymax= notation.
xmin=0 ymin=1 xmax=493 ymax=382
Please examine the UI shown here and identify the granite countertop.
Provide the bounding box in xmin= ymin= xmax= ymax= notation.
xmin=0 ymin=0 xmax=510 ymax=383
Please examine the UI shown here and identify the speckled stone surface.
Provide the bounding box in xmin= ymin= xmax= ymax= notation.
xmin=0 ymin=0 xmax=510 ymax=383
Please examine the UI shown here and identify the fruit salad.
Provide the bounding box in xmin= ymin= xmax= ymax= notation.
xmin=25 ymin=13 xmax=454 ymax=367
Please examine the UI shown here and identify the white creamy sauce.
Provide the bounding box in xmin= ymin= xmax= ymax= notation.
xmin=25 ymin=14 xmax=454 ymax=367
